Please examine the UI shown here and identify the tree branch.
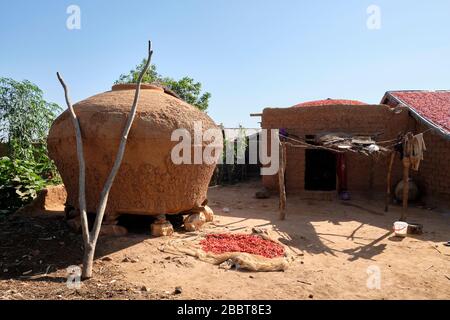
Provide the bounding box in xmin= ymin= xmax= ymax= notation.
xmin=56 ymin=72 xmax=90 ymax=245
xmin=90 ymin=40 xmax=153 ymax=244
xmin=56 ymin=41 xmax=153 ymax=279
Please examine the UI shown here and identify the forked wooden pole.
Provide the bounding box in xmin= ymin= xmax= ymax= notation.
xmin=57 ymin=41 xmax=153 ymax=279
xmin=56 ymin=72 xmax=90 ymax=246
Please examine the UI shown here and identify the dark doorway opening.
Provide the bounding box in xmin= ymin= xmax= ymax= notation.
xmin=116 ymin=214 xmax=185 ymax=234
xmin=305 ymin=149 xmax=337 ymax=191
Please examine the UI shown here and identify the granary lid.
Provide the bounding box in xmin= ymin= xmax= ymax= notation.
xmin=111 ymin=83 xmax=181 ymax=99
xmin=111 ymin=83 xmax=164 ymax=92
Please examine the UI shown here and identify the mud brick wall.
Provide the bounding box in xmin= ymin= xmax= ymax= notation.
xmin=261 ymin=104 xmax=415 ymax=196
xmin=409 ymin=121 xmax=450 ymax=206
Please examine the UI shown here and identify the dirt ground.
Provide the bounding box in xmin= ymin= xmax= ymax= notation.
xmin=1 ymin=181 xmax=449 ymax=300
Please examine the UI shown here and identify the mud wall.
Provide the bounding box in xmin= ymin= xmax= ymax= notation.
xmin=261 ymin=104 xmax=415 ymax=196
xmin=409 ymin=121 xmax=450 ymax=206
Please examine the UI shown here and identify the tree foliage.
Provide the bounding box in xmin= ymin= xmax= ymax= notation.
xmin=0 ymin=78 xmax=62 ymax=213
xmin=0 ymin=78 xmax=61 ymax=160
xmin=0 ymin=156 xmax=47 ymax=213
xmin=115 ymin=60 xmax=211 ymax=111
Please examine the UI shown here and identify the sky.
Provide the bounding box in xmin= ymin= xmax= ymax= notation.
xmin=1 ymin=0 xmax=449 ymax=128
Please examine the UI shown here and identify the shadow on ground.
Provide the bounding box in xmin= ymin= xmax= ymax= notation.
xmin=1 ymin=181 xmax=449 ymax=284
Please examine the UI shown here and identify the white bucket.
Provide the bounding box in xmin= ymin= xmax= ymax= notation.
xmin=393 ymin=221 xmax=408 ymax=237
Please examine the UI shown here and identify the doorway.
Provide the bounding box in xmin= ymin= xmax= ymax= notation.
xmin=304 ymin=149 xmax=336 ymax=191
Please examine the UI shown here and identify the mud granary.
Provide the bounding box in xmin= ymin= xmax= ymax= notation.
xmin=48 ymin=84 xmax=222 ymax=223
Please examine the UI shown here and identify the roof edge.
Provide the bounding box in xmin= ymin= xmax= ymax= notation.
xmin=383 ymin=91 xmax=450 ymax=139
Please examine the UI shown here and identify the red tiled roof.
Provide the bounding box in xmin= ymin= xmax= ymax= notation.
xmin=386 ymin=91 xmax=450 ymax=132
xmin=292 ymin=99 xmax=367 ymax=107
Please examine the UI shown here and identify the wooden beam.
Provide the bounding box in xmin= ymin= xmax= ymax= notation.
xmin=400 ymin=157 xmax=411 ymax=221
xmin=385 ymin=151 xmax=395 ymax=212
xmin=279 ymin=142 xmax=287 ymax=220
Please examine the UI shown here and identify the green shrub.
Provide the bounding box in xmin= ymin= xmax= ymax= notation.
xmin=0 ymin=156 xmax=47 ymax=214
xmin=0 ymin=78 xmax=62 ymax=215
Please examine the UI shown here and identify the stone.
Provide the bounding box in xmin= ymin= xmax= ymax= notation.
xmin=14 ymin=184 xmax=67 ymax=216
xmin=151 ymin=221 xmax=174 ymax=237
xmin=219 ymin=259 xmax=234 ymax=270
xmin=99 ymin=225 xmax=128 ymax=237
xmin=66 ymin=218 xmax=81 ymax=233
xmin=202 ymin=205 xmax=214 ymax=222
xmin=174 ymin=286 xmax=183 ymax=294
xmin=184 ymin=212 xmax=206 ymax=231
xmin=255 ymin=188 xmax=270 ymax=199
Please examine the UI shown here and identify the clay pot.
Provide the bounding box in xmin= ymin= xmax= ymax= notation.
xmin=47 ymin=84 xmax=222 ymax=221
xmin=395 ymin=178 xmax=419 ymax=202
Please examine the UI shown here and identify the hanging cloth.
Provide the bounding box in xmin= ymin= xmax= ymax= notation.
xmin=410 ymin=133 xmax=426 ymax=171
xmin=336 ymin=153 xmax=348 ymax=192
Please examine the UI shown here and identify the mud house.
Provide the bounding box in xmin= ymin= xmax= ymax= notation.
xmin=381 ymin=90 xmax=450 ymax=205
xmin=257 ymin=92 xmax=450 ymax=206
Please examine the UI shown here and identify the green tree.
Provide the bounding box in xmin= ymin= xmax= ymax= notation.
xmin=0 ymin=78 xmax=61 ymax=213
xmin=0 ymin=78 xmax=61 ymax=160
xmin=0 ymin=156 xmax=47 ymax=213
xmin=115 ymin=60 xmax=160 ymax=84
xmin=115 ymin=59 xmax=211 ymax=111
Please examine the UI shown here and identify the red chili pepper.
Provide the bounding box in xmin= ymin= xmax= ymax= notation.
xmin=200 ymin=233 xmax=284 ymax=258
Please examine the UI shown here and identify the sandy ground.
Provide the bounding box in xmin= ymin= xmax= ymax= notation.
xmin=1 ymin=181 xmax=449 ymax=300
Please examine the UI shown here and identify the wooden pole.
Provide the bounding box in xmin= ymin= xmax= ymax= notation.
xmin=56 ymin=73 xmax=90 ymax=247
xmin=385 ymin=151 xmax=395 ymax=212
xmin=400 ymin=157 xmax=410 ymax=221
xmin=57 ymin=41 xmax=153 ymax=279
xmin=279 ymin=142 xmax=287 ymax=220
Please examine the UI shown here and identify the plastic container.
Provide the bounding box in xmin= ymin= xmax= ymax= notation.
xmin=393 ymin=221 xmax=408 ymax=237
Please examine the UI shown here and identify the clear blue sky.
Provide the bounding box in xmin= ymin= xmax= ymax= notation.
xmin=1 ymin=0 xmax=449 ymax=127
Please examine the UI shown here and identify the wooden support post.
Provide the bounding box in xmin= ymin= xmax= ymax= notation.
xmin=385 ymin=151 xmax=395 ymax=212
xmin=279 ymin=142 xmax=287 ymax=220
xmin=400 ymin=157 xmax=411 ymax=221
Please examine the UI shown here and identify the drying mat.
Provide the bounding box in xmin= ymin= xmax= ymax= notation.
xmin=159 ymin=227 xmax=295 ymax=272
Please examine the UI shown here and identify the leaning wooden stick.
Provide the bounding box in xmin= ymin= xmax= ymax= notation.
xmin=87 ymin=41 xmax=153 ymax=276
xmin=401 ymin=157 xmax=410 ymax=222
xmin=57 ymin=40 xmax=153 ymax=279
xmin=279 ymin=142 xmax=287 ymax=220
xmin=56 ymin=72 xmax=90 ymax=246
xmin=385 ymin=150 xmax=395 ymax=212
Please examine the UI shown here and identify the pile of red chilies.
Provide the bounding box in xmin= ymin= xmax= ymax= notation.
xmin=200 ymin=233 xmax=284 ymax=258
